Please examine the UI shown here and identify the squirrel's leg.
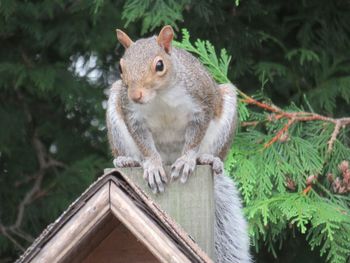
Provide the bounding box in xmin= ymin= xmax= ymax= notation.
xmin=107 ymin=81 xmax=141 ymax=166
xmin=197 ymin=84 xmax=237 ymax=169
xmin=198 ymin=83 xmax=237 ymax=170
xmin=124 ymin=116 xmax=168 ymax=193
xmin=197 ymin=154 xmax=223 ymax=176
xmin=199 ymin=83 xmax=238 ymax=161
xmin=107 ymin=81 xmax=167 ymax=193
xmin=113 ymin=156 xmax=140 ymax=168
xmin=171 ymin=110 xmax=211 ymax=183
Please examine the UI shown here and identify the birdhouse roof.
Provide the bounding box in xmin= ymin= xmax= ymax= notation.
xmin=16 ymin=169 xmax=212 ymax=263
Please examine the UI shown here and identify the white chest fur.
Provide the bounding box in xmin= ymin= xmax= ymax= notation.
xmin=132 ymin=84 xmax=198 ymax=146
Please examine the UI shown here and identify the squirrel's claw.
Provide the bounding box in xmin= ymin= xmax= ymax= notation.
xmin=145 ymin=170 xmax=162 ymax=193
xmin=197 ymin=154 xmax=224 ymax=176
xmin=142 ymin=158 xmax=167 ymax=194
xmin=113 ymin=156 xmax=140 ymax=168
xmin=171 ymin=154 xmax=196 ymax=183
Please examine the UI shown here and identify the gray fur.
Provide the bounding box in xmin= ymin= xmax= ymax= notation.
xmin=214 ymin=174 xmax=251 ymax=263
xmin=107 ymin=28 xmax=252 ymax=262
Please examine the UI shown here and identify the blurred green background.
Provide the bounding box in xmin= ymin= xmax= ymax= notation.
xmin=0 ymin=0 xmax=349 ymax=262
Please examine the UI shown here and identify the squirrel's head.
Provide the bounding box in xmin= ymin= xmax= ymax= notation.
xmin=116 ymin=26 xmax=174 ymax=104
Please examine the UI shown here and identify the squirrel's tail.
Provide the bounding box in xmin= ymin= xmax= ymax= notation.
xmin=214 ymin=173 xmax=252 ymax=263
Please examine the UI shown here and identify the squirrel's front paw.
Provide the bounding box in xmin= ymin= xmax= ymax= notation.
xmin=113 ymin=156 xmax=140 ymax=168
xmin=142 ymin=158 xmax=168 ymax=194
xmin=197 ymin=154 xmax=224 ymax=176
xmin=171 ymin=153 xmax=197 ymax=183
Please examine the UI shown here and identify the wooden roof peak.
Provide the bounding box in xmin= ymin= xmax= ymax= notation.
xmin=16 ymin=168 xmax=213 ymax=263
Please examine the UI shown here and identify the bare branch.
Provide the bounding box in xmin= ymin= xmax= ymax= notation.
xmin=15 ymin=174 xmax=38 ymax=188
xmin=0 ymin=224 xmax=25 ymax=251
xmin=241 ymin=121 xmax=259 ymax=127
xmin=264 ymin=118 xmax=295 ymax=148
xmin=328 ymin=120 xmax=342 ymax=152
xmin=46 ymin=157 xmax=66 ymax=169
xmin=9 ymin=228 xmax=34 ymax=243
xmin=241 ymin=96 xmax=350 ymax=151
xmin=2 ymin=132 xmax=66 ymax=246
xmin=11 ymin=134 xmax=46 ymax=230
xmin=1 ymin=89 xmax=67 ymax=249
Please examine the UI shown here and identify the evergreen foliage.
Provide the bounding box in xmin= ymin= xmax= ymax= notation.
xmin=175 ymin=29 xmax=350 ymax=263
xmin=0 ymin=0 xmax=349 ymax=262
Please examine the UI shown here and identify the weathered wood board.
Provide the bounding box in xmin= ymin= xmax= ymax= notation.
xmin=106 ymin=165 xmax=215 ymax=259
xmin=82 ymin=218 xmax=159 ymax=263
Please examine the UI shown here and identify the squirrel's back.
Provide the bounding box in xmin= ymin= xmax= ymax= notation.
xmin=172 ymin=47 xmax=222 ymax=108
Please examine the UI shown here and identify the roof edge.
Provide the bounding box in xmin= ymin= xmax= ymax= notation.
xmin=16 ymin=168 xmax=213 ymax=263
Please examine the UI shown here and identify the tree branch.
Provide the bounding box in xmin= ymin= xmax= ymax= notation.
xmin=1 ymin=132 xmax=65 ymax=248
xmin=241 ymin=95 xmax=350 ymax=150
xmin=1 ymin=86 xmax=68 ymax=250
xmin=0 ymin=224 xmax=25 ymax=251
xmin=328 ymin=120 xmax=342 ymax=152
xmin=0 ymin=90 xmax=67 ymax=249
xmin=264 ymin=118 xmax=295 ymax=148
xmin=11 ymin=134 xmax=45 ymax=230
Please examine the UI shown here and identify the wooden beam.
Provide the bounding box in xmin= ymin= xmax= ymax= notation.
xmin=34 ymin=183 xmax=110 ymax=263
xmin=107 ymin=165 xmax=215 ymax=259
xmin=81 ymin=218 xmax=159 ymax=263
xmin=110 ymin=182 xmax=191 ymax=263
xmin=63 ymin=213 xmax=119 ymax=263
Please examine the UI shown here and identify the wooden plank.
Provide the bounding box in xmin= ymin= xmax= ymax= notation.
xmin=107 ymin=165 xmax=215 ymax=259
xmin=110 ymin=183 xmax=191 ymax=263
xmin=63 ymin=213 xmax=118 ymax=263
xmin=81 ymin=218 xmax=159 ymax=263
xmin=34 ymin=183 xmax=110 ymax=263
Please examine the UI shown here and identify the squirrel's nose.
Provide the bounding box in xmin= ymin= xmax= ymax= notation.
xmin=130 ymin=90 xmax=143 ymax=102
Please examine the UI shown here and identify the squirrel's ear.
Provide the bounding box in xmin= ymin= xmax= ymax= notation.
xmin=116 ymin=29 xmax=134 ymax=49
xmin=157 ymin=25 xmax=174 ymax=53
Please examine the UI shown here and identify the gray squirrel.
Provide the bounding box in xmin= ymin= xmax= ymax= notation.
xmin=106 ymin=25 xmax=251 ymax=263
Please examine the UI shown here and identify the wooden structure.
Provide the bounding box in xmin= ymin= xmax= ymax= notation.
xmin=16 ymin=166 xmax=214 ymax=263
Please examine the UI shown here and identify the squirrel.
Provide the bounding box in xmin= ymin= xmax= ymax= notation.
xmin=106 ymin=25 xmax=251 ymax=263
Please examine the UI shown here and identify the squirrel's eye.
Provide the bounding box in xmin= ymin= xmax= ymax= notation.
xmin=118 ymin=62 xmax=123 ymax=74
xmin=155 ymin=60 xmax=164 ymax=72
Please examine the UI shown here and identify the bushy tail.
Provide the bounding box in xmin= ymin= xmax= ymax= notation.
xmin=214 ymin=173 xmax=251 ymax=263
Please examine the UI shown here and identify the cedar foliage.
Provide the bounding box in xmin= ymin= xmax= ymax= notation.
xmin=174 ymin=29 xmax=350 ymax=263
xmin=1 ymin=0 xmax=349 ymax=262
